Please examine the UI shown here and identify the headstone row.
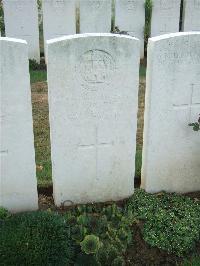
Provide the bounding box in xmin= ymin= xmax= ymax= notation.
xmin=0 ymin=32 xmax=199 ymax=212
xmin=2 ymin=0 xmax=200 ymax=62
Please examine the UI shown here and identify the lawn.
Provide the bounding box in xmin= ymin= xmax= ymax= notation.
xmin=30 ymin=62 xmax=146 ymax=186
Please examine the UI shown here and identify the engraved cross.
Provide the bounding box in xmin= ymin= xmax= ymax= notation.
xmin=78 ymin=127 xmax=114 ymax=180
xmin=173 ymin=83 xmax=200 ymax=121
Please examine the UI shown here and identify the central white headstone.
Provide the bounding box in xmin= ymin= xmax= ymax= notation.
xmin=142 ymin=32 xmax=200 ymax=193
xmin=183 ymin=0 xmax=200 ymax=31
xmin=47 ymin=34 xmax=140 ymax=206
xmin=115 ymin=0 xmax=145 ymax=58
xmin=79 ymin=0 xmax=112 ymax=33
xmin=151 ymin=0 xmax=181 ymax=37
xmin=3 ymin=0 xmax=40 ymax=62
xmin=0 ymin=38 xmax=38 ymax=212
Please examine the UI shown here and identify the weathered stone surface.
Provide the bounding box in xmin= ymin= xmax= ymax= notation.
xmin=47 ymin=33 xmax=140 ymax=206
xmin=0 ymin=38 xmax=38 ymax=212
xmin=115 ymin=0 xmax=145 ymax=57
xmin=79 ymin=0 xmax=112 ymax=33
xmin=142 ymin=32 xmax=200 ymax=193
xmin=151 ymin=0 xmax=181 ymax=37
xmin=3 ymin=0 xmax=40 ymax=62
xmin=183 ymin=0 xmax=200 ymax=31
xmin=42 ymin=0 xmax=76 ymax=37
xmin=42 ymin=0 xmax=76 ymax=54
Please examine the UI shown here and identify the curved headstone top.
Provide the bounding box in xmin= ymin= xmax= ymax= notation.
xmin=0 ymin=36 xmax=27 ymax=44
xmin=47 ymin=33 xmax=140 ymax=45
xmin=47 ymin=33 xmax=140 ymax=206
xmin=142 ymin=32 xmax=200 ymax=193
xmin=148 ymin=31 xmax=200 ymax=42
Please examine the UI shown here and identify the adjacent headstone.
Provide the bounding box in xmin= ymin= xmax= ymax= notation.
xmin=0 ymin=38 xmax=38 ymax=212
xmin=47 ymin=33 xmax=140 ymax=206
xmin=183 ymin=0 xmax=200 ymax=31
xmin=151 ymin=0 xmax=181 ymax=37
xmin=79 ymin=0 xmax=112 ymax=33
xmin=115 ymin=0 xmax=145 ymax=58
xmin=142 ymin=32 xmax=200 ymax=193
xmin=42 ymin=0 xmax=76 ymax=55
xmin=3 ymin=0 xmax=40 ymax=62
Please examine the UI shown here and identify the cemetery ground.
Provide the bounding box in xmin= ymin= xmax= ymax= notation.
xmin=1 ymin=61 xmax=199 ymax=265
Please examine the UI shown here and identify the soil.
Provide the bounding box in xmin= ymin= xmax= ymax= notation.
xmin=125 ymin=223 xmax=200 ymax=266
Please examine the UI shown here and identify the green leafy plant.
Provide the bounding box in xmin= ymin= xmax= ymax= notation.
xmin=112 ymin=256 xmax=125 ymax=266
xmin=65 ymin=203 xmax=134 ymax=265
xmin=189 ymin=115 xmax=200 ymax=131
xmin=0 ymin=211 xmax=74 ymax=265
xmin=183 ymin=255 xmax=200 ymax=266
xmin=29 ymin=59 xmax=46 ymax=71
xmin=0 ymin=207 xmax=10 ymax=220
xmin=81 ymin=235 xmax=101 ymax=254
xmin=127 ymin=189 xmax=200 ymax=256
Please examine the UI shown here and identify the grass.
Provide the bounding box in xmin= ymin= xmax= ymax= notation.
xmin=31 ymin=79 xmax=52 ymax=186
xmin=30 ymin=63 xmax=146 ymax=186
xmin=139 ymin=64 xmax=146 ymax=78
xmin=30 ymin=70 xmax=47 ymax=84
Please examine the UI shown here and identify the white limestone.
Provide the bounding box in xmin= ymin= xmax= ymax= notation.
xmin=183 ymin=0 xmax=200 ymax=31
xmin=0 ymin=38 xmax=38 ymax=212
xmin=42 ymin=0 xmax=76 ymax=55
xmin=79 ymin=0 xmax=112 ymax=33
xmin=151 ymin=0 xmax=181 ymax=37
xmin=3 ymin=0 xmax=40 ymax=62
xmin=142 ymin=32 xmax=200 ymax=193
xmin=47 ymin=33 xmax=140 ymax=206
xmin=115 ymin=0 xmax=145 ymax=58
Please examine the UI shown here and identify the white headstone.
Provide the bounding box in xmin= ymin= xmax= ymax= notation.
xmin=151 ymin=0 xmax=181 ymax=37
xmin=142 ymin=32 xmax=200 ymax=193
xmin=115 ymin=0 xmax=145 ymax=58
xmin=47 ymin=33 xmax=140 ymax=206
xmin=3 ymin=0 xmax=40 ymax=62
xmin=0 ymin=38 xmax=38 ymax=212
xmin=183 ymin=0 xmax=200 ymax=31
xmin=79 ymin=0 xmax=112 ymax=33
xmin=42 ymin=0 xmax=76 ymax=55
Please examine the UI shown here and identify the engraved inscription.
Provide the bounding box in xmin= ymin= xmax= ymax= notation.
xmin=173 ymin=84 xmax=200 ymax=121
xmin=14 ymin=2 xmax=24 ymax=12
xmin=53 ymin=0 xmax=65 ymax=11
xmin=79 ymin=50 xmax=115 ymax=84
xmin=127 ymin=0 xmax=136 ymax=11
xmin=90 ymin=1 xmax=102 ymax=9
xmin=159 ymin=0 xmax=176 ymax=10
